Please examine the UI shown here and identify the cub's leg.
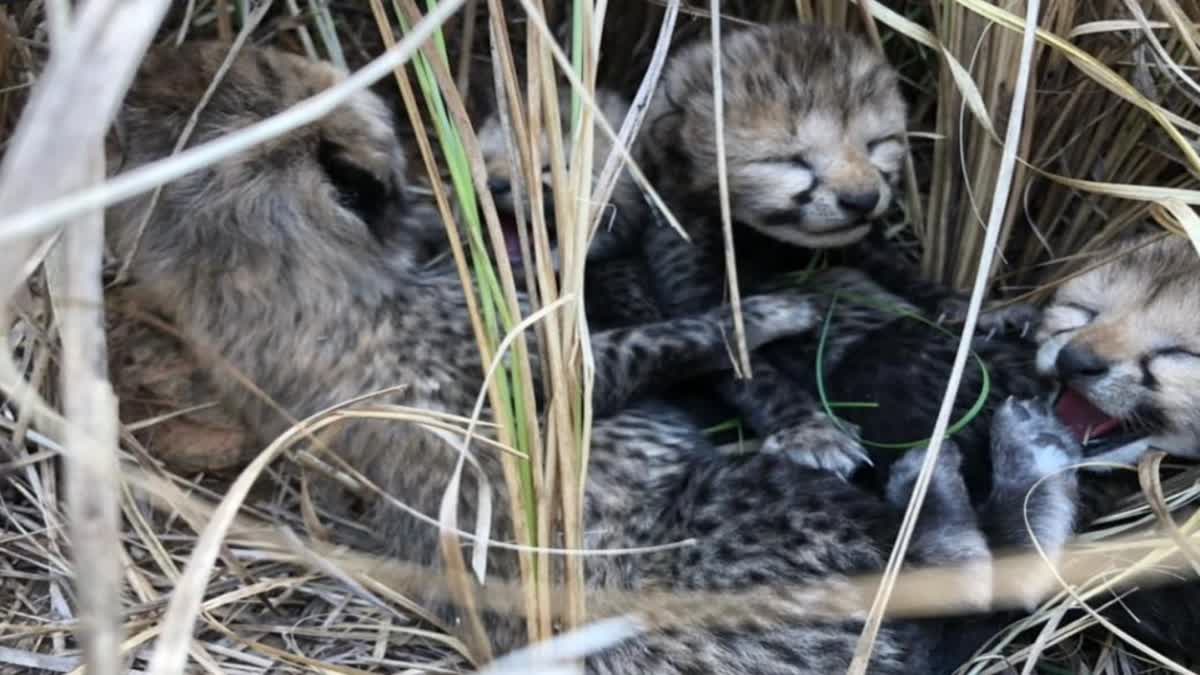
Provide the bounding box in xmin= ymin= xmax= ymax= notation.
xmin=588 ymin=292 xmax=824 ymax=415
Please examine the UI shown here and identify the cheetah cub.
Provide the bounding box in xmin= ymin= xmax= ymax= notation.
xmin=1034 ymin=232 xmax=1200 ymax=665
xmin=636 ymin=22 xmax=909 ymax=476
xmin=477 ymin=84 xmax=642 ymax=265
xmin=477 ymin=84 xmax=663 ymax=329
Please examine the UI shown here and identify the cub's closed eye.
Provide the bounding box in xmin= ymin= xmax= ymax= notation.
xmin=765 ymin=154 xmax=811 ymax=170
xmin=1061 ymin=302 xmax=1098 ymax=320
xmin=1047 ymin=302 xmax=1097 ymax=337
xmin=1152 ymin=346 xmax=1200 ymax=360
xmin=867 ymin=134 xmax=904 ymax=152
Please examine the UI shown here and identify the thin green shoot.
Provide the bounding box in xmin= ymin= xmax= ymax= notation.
xmin=309 ymin=0 xmax=347 ymax=70
xmin=703 ymin=418 xmax=743 ymax=436
xmin=395 ymin=2 xmax=537 ymax=543
xmin=570 ymin=0 xmax=584 ymax=133
xmin=813 ymin=292 xmax=992 ymax=450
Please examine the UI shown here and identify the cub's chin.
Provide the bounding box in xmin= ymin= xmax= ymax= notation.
xmin=740 ymin=218 xmax=872 ymax=249
xmin=1052 ymin=386 xmax=1154 ymax=455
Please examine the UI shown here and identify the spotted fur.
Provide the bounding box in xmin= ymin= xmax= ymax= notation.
xmin=103 ymin=41 xmax=834 ymax=661
xmin=105 ymin=42 xmax=1084 ymax=674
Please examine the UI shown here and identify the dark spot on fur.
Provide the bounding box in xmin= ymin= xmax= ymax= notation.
xmin=808 ymin=513 xmax=834 ymax=531
xmin=745 ymin=569 xmax=771 ymax=585
xmin=693 ymin=517 xmax=719 ymax=536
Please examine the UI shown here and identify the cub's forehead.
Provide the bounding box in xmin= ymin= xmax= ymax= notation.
xmin=1055 ymin=236 xmax=1200 ymax=309
xmin=670 ymin=26 xmax=887 ymax=85
xmin=683 ymin=27 xmax=902 ymax=127
xmin=133 ymin=42 xmax=343 ymax=113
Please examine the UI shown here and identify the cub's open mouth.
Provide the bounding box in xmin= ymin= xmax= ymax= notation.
xmin=1053 ymin=386 xmax=1147 ymax=452
xmin=811 ymin=221 xmax=873 ymax=235
xmin=498 ymin=210 xmax=525 ymax=264
xmin=495 ymin=208 xmax=559 ymax=267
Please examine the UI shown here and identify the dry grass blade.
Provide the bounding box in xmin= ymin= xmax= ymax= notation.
xmin=510 ymin=0 xmax=689 ymax=242
xmin=142 ymin=385 xmax=424 ymax=675
xmin=0 ymin=3 xmax=168 ymax=673
xmin=438 ymin=449 xmax=495 ymax=664
xmin=391 ymin=0 xmax=549 ymax=646
xmin=116 ymin=466 xmax=1200 ymax=658
xmin=45 ymin=148 xmax=124 ymax=675
xmin=374 ymin=0 xmax=546 ymax=648
xmin=1137 ymin=452 xmax=1200 ymax=578
xmin=708 ymin=0 xmax=751 ymax=377
xmin=1161 ymin=198 xmax=1200 ymax=253
xmin=589 ymin=0 xmax=678 ymax=237
xmin=955 ymin=0 xmax=1200 ymax=164
xmin=999 ymin=466 xmax=1196 ymax=674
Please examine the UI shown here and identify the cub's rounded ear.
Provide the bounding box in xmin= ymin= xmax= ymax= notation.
xmin=316 ymin=136 xmax=402 ymax=243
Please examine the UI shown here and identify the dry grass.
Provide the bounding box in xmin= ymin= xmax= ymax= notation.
xmin=1 ymin=1 xmax=1199 ymax=674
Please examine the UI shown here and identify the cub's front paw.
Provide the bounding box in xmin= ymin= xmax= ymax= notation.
xmin=734 ymin=292 xmax=824 ymax=350
xmin=989 ymin=396 xmax=1083 ymax=611
xmin=760 ymin=413 xmax=869 ymax=479
xmin=991 ymin=396 xmax=1081 ymax=481
xmin=938 ymin=297 xmax=1040 ymax=338
xmin=885 ymin=441 xmax=965 ymax=507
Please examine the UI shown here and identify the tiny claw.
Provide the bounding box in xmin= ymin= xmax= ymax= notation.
xmin=936 ymin=312 xmax=949 ymax=326
xmin=985 ymin=326 xmax=997 ymax=341
xmin=1020 ymin=321 xmax=1031 ymax=339
xmin=856 ymin=447 xmax=875 ymax=467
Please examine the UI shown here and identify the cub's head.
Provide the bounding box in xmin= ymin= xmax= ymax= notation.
xmin=641 ymin=23 xmax=907 ymax=248
xmin=1036 ymin=235 xmax=1200 ymax=453
xmin=107 ymin=42 xmax=443 ymax=292
xmin=477 ymin=85 xmax=640 ymax=265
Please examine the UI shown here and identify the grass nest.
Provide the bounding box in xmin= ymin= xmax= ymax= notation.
xmin=2 ymin=1 xmax=1200 ymax=674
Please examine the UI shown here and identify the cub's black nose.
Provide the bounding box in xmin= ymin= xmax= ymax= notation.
xmin=836 ymin=189 xmax=881 ymax=215
xmin=1055 ymin=344 xmax=1109 ymax=379
xmin=488 ymin=178 xmax=511 ymax=195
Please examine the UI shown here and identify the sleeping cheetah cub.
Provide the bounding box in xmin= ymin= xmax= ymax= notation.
xmin=1034 ymin=232 xmax=1200 ymax=665
xmin=636 ymin=23 xmax=909 ymax=476
xmin=106 ymin=42 xmax=1081 ymax=674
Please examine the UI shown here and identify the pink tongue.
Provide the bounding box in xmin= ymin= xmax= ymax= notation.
xmin=500 ymin=215 xmax=523 ymax=264
xmin=1055 ymin=389 xmax=1120 ymax=442
xmin=505 ymin=230 xmax=523 ymax=263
